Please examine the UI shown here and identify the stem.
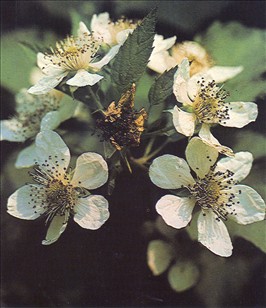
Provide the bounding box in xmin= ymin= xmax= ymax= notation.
xmin=142 ymin=125 xmax=175 ymax=138
xmin=131 ymin=139 xmax=169 ymax=166
xmin=87 ymin=87 xmax=104 ymax=111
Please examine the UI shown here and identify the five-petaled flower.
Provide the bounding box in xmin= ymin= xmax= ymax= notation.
xmin=0 ymin=89 xmax=77 ymax=168
xmin=28 ymin=22 xmax=117 ymax=95
xmin=7 ymin=130 xmax=110 ymax=245
xmin=171 ymin=58 xmax=258 ymax=155
xmin=149 ymin=137 xmax=265 ymax=257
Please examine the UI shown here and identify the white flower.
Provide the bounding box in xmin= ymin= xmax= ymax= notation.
xmin=149 ymin=137 xmax=265 ymax=257
xmin=7 ymin=130 xmax=109 ymax=245
xmin=147 ymin=34 xmax=177 ymax=74
xmin=28 ymin=22 xmax=116 ymax=95
xmin=91 ymin=12 xmax=137 ymax=47
xmin=171 ymin=58 xmax=258 ymax=155
xmin=0 ymin=89 xmax=77 ymax=168
xmin=152 ymin=40 xmax=243 ymax=82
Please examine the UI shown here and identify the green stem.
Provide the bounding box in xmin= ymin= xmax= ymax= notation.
xmin=87 ymin=87 xmax=104 ymax=111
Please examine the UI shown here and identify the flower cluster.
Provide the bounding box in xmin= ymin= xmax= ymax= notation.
xmin=3 ymin=9 xmax=265 ymax=260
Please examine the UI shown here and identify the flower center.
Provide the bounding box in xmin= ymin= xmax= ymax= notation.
xmin=192 ymin=78 xmax=230 ymax=124
xmin=44 ymin=33 xmax=101 ymax=71
xmin=188 ymin=167 xmax=238 ymax=220
xmin=29 ymin=165 xmax=78 ymax=222
xmin=108 ymin=18 xmax=137 ymax=45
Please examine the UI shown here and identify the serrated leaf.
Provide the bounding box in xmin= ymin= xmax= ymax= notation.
xmin=227 ymin=220 xmax=266 ymax=253
xmin=110 ymin=8 xmax=157 ymax=94
xmin=147 ymin=240 xmax=175 ymax=276
xmin=168 ymin=261 xmax=200 ymax=292
xmin=148 ymin=66 xmax=177 ymax=106
xmin=196 ymin=22 xmax=266 ymax=101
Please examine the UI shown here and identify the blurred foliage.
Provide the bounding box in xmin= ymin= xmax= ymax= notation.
xmin=196 ymin=22 xmax=266 ymax=101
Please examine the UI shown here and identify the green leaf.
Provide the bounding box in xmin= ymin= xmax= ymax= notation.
xmin=196 ymin=22 xmax=266 ymax=101
xmin=147 ymin=239 xmax=175 ymax=275
xmin=110 ymin=8 xmax=157 ymax=94
xmin=168 ymin=261 xmax=200 ymax=292
xmin=148 ymin=66 xmax=177 ymax=106
xmin=227 ymin=220 xmax=266 ymax=253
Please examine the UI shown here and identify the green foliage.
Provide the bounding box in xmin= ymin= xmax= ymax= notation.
xmin=196 ymin=22 xmax=266 ymax=101
xmin=1 ymin=30 xmax=57 ymax=93
xmin=168 ymin=261 xmax=200 ymax=292
xmin=110 ymin=8 xmax=157 ymax=94
xmin=147 ymin=240 xmax=175 ymax=275
xmin=148 ymin=66 xmax=177 ymax=106
xmin=227 ymin=219 xmax=266 ymax=253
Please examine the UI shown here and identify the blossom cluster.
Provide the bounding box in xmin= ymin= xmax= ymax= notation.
xmin=2 ymin=9 xmax=265 ymax=260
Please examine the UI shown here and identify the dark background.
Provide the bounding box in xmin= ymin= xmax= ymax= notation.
xmin=1 ymin=1 xmax=266 ymax=307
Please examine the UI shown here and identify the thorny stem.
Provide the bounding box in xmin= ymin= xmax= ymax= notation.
xmin=87 ymin=87 xmax=104 ymax=113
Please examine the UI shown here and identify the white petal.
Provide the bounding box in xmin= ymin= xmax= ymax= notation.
xmin=206 ymin=65 xmax=243 ymax=83
xmin=149 ymin=154 xmax=195 ymax=189
xmin=40 ymin=111 xmax=61 ymax=131
xmin=35 ymin=130 xmax=70 ymax=176
xmin=148 ymin=51 xmax=175 ymax=74
xmin=0 ymin=119 xmax=27 ymax=142
xmin=156 ymin=195 xmax=195 ymax=229
xmin=90 ymin=45 xmax=120 ymax=69
xmin=7 ymin=185 xmax=46 ymax=220
xmin=152 ymin=34 xmax=176 ymax=53
xmin=198 ymin=124 xmax=234 ymax=157
xmin=37 ymin=52 xmax=50 ymax=69
xmin=197 ymin=210 xmax=233 ymax=257
xmin=66 ymin=69 xmax=103 ymax=87
xmin=90 ymin=13 xmax=110 ymax=43
xmin=15 ymin=143 xmax=37 ymax=168
xmin=57 ymin=97 xmax=78 ymax=122
xmin=28 ymin=73 xmax=67 ymax=95
xmin=228 ymin=185 xmax=265 ymax=224
xmin=171 ymin=106 xmax=196 ymax=137
xmin=42 ymin=212 xmax=69 ymax=245
xmin=71 ymin=152 xmax=108 ymax=189
xmin=77 ymin=21 xmax=90 ymax=36
xmin=116 ymin=29 xmax=134 ymax=45
xmin=173 ymin=58 xmax=192 ymax=105
xmin=220 ymin=102 xmax=258 ymax=128
xmin=74 ymin=195 xmax=109 ymax=229
xmin=185 ymin=137 xmax=218 ymax=178
xmin=215 ymin=151 xmax=253 ymax=182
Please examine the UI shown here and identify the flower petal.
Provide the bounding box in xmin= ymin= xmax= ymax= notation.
xmin=149 ymin=154 xmax=195 ymax=189
xmin=198 ymin=124 xmax=234 ymax=157
xmin=0 ymin=119 xmax=27 ymax=142
xmin=171 ymin=106 xmax=196 ymax=137
xmin=77 ymin=21 xmax=90 ymax=36
xmin=42 ymin=212 xmax=69 ymax=245
xmin=148 ymin=52 xmax=174 ymax=74
xmin=7 ymin=185 xmax=46 ymax=220
xmin=66 ymin=69 xmax=103 ymax=87
xmin=152 ymin=34 xmax=176 ymax=54
xmin=228 ymin=185 xmax=265 ymax=224
xmin=116 ymin=29 xmax=134 ymax=45
xmin=215 ymin=151 xmax=253 ymax=182
xmin=15 ymin=143 xmax=37 ymax=168
xmin=197 ymin=210 xmax=233 ymax=257
xmin=173 ymin=58 xmax=192 ymax=105
xmin=206 ymin=65 xmax=243 ymax=83
xmin=185 ymin=137 xmax=218 ymax=178
xmin=28 ymin=73 xmax=67 ymax=95
xmin=156 ymin=194 xmax=195 ymax=229
xmin=71 ymin=152 xmax=108 ymax=189
xmin=220 ymin=102 xmax=258 ymax=128
xmin=74 ymin=195 xmax=109 ymax=229
xmin=90 ymin=45 xmax=120 ymax=69
xmin=35 ymin=130 xmax=70 ymax=176
xmin=40 ymin=111 xmax=61 ymax=131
